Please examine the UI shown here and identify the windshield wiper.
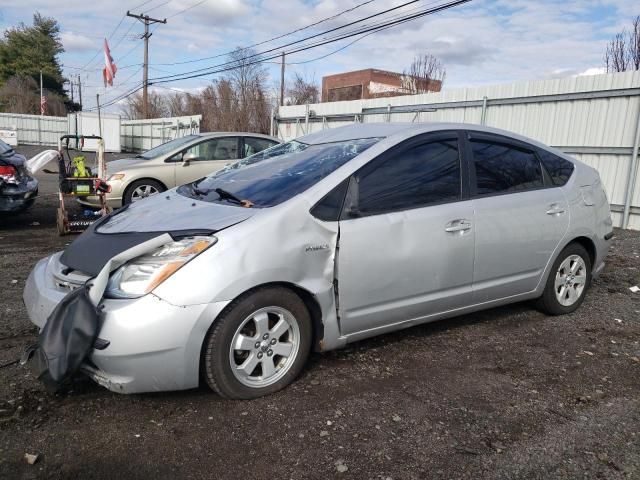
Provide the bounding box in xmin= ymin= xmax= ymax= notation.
xmin=215 ymin=187 xmax=243 ymax=203
xmin=215 ymin=188 xmax=254 ymax=208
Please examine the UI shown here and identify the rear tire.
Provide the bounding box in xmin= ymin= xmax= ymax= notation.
xmin=202 ymin=287 xmax=312 ymax=399
xmin=536 ymin=243 xmax=592 ymax=315
xmin=123 ymin=179 xmax=165 ymax=205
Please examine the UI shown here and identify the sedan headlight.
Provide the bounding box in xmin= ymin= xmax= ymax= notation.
xmin=106 ymin=236 xmax=217 ymax=298
xmin=108 ymin=173 xmax=125 ymax=181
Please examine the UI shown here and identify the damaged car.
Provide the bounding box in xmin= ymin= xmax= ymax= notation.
xmin=0 ymin=140 xmax=38 ymax=213
xmin=23 ymin=123 xmax=613 ymax=399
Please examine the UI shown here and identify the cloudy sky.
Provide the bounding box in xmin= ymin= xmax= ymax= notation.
xmin=0 ymin=0 xmax=637 ymax=112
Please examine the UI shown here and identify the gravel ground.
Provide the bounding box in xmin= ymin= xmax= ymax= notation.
xmin=1 ymin=146 xmax=639 ymax=479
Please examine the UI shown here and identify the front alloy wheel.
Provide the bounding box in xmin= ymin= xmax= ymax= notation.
xmin=130 ymin=184 xmax=159 ymax=202
xmin=229 ymin=306 xmax=301 ymax=388
xmin=203 ymin=287 xmax=312 ymax=399
xmin=123 ymin=179 xmax=165 ymax=205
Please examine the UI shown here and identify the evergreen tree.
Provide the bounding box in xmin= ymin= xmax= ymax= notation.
xmin=0 ymin=12 xmax=67 ymax=99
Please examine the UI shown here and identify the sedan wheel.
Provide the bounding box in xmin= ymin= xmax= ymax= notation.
xmin=229 ymin=306 xmax=300 ymax=388
xmin=554 ymin=255 xmax=587 ymax=307
xmin=203 ymin=287 xmax=312 ymax=399
xmin=131 ymin=184 xmax=159 ymax=202
xmin=536 ymin=242 xmax=592 ymax=315
xmin=123 ymin=179 xmax=165 ymax=205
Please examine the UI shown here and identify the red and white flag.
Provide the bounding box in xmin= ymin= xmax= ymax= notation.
xmin=102 ymin=38 xmax=117 ymax=87
xmin=40 ymin=94 xmax=47 ymax=115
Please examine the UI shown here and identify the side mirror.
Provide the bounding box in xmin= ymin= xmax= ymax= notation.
xmin=183 ymin=152 xmax=197 ymax=166
xmin=345 ymin=206 xmax=361 ymax=218
xmin=342 ymin=176 xmax=361 ymax=219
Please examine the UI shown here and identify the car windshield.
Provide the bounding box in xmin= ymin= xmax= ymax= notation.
xmin=177 ymin=137 xmax=380 ymax=208
xmin=137 ymin=135 xmax=200 ymax=159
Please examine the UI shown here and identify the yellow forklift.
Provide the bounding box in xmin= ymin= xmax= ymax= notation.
xmin=55 ymin=134 xmax=112 ymax=235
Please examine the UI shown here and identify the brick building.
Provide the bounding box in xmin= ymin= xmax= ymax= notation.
xmin=321 ymin=68 xmax=442 ymax=103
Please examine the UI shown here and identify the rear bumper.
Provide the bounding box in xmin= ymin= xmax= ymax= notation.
xmin=0 ymin=179 xmax=38 ymax=212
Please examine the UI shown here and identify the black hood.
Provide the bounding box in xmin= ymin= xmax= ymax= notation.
xmin=59 ymin=190 xmax=256 ymax=276
xmin=59 ymin=207 xmax=217 ymax=276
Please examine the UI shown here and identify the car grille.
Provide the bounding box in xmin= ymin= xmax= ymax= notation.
xmin=51 ymin=254 xmax=91 ymax=292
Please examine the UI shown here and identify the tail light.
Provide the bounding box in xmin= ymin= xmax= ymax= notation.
xmin=0 ymin=165 xmax=18 ymax=183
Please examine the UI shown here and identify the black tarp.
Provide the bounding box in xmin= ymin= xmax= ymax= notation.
xmin=31 ymin=285 xmax=101 ymax=391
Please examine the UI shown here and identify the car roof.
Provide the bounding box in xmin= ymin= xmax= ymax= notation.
xmin=296 ymin=122 xmax=557 ymax=154
xmin=198 ymin=132 xmax=280 ymax=142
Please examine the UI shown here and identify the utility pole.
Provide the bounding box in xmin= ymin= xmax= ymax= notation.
xmin=77 ymin=75 xmax=83 ymax=111
xmin=39 ymin=71 xmax=43 ymax=116
xmin=126 ymin=11 xmax=167 ymax=119
xmin=280 ymin=52 xmax=285 ymax=107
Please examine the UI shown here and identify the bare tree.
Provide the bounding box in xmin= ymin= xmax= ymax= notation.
xmin=631 ymin=16 xmax=640 ymax=71
xmin=0 ymin=75 xmax=38 ymax=113
xmin=122 ymin=90 xmax=168 ymax=119
xmin=287 ymin=73 xmax=320 ymax=105
xmin=118 ymin=47 xmax=274 ymax=133
xmin=605 ymin=16 xmax=640 ymax=72
xmin=402 ymin=53 xmax=446 ymax=94
xmin=166 ymin=91 xmax=203 ymax=117
xmin=606 ymin=32 xmax=628 ymax=72
xmin=224 ymin=47 xmax=273 ymax=133
xmin=0 ymin=74 xmax=66 ymax=115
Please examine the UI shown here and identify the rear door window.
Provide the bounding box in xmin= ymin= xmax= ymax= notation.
xmin=537 ymin=149 xmax=574 ymax=186
xmin=470 ymin=139 xmax=543 ymax=195
xmin=184 ymin=137 xmax=240 ymax=161
xmin=243 ymin=137 xmax=279 ymax=157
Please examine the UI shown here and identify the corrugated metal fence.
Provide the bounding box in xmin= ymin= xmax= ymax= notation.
xmin=275 ymin=71 xmax=640 ymax=230
xmin=0 ymin=112 xmax=68 ymax=146
xmin=121 ymin=115 xmax=201 ymax=152
xmin=0 ymin=113 xmax=202 ymax=153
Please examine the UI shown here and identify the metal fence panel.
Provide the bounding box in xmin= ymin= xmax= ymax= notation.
xmin=276 ymin=71 xmax=640 ymax=230
xmin=120 ymin=115 xmax=202 ymax=152
xmin=0 ymin=112 xmax=67 ymax=146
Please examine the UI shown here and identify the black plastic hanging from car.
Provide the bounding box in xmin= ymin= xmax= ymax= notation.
xmin=29 ymin=285 xmax=101 ymax=391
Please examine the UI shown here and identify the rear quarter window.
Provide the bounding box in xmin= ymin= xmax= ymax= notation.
xmin=537 ymin=149 xmax=575 ymax=186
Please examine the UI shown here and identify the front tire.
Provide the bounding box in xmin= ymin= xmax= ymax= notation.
xmin=123 ymin=179 xmax=165 ymax=205
xmin=203 ymin=287 xmax=312 ymax=399
xmin=536 ymin=243 xmax=592 ymax=315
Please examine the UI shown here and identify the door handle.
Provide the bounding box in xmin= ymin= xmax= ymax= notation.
xmin=546 ymin=203 xmax=566 ymax=216
xmin=445 ymin=219 xmax=472 ymax=233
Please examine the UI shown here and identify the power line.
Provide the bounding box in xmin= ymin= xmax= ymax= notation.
xmin=166 ymin=0 xmax=208 ymax=19
xmin=149 ymin=0 xmax=470 ymax=84
xmin=152 ymin=0 xmax=379 ymax=66
xmin=89 ymin=0 xmax=472 ymax=109
xmin=146 ymin=0 xmax=172 ymax=14
xmin=148 ymin=0 xmax=433 ymax=80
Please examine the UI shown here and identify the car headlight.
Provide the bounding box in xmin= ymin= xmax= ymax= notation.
xmin=106 ymin=236 xmax=217 ymax=298
xmin=108 ymin=173 xmax=125 ymax=181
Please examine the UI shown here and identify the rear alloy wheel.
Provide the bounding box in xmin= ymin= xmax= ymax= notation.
xmin=123 ymin=179 xmax=165 ymax=205
xmin=203 ymin=287 xmax=312 ymax=399
xmin=536 ymin=243 xmax=592 ymax=315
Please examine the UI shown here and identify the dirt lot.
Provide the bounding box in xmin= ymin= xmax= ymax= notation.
xmin=1 ymin=145 xmax=639 ymax=479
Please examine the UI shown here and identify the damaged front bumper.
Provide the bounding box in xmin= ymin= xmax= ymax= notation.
xmin=24 ymin=253 xmax=230 ymax=393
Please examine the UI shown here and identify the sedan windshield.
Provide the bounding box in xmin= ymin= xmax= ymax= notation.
xmin=177 ymin=138 xmax=379 ymax=207
xmin=138 ymin=135 xmax=199 ymax=159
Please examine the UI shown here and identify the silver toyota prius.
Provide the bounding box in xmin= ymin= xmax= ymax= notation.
xmin=23 ymin=123 xmax=613 ymax=399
